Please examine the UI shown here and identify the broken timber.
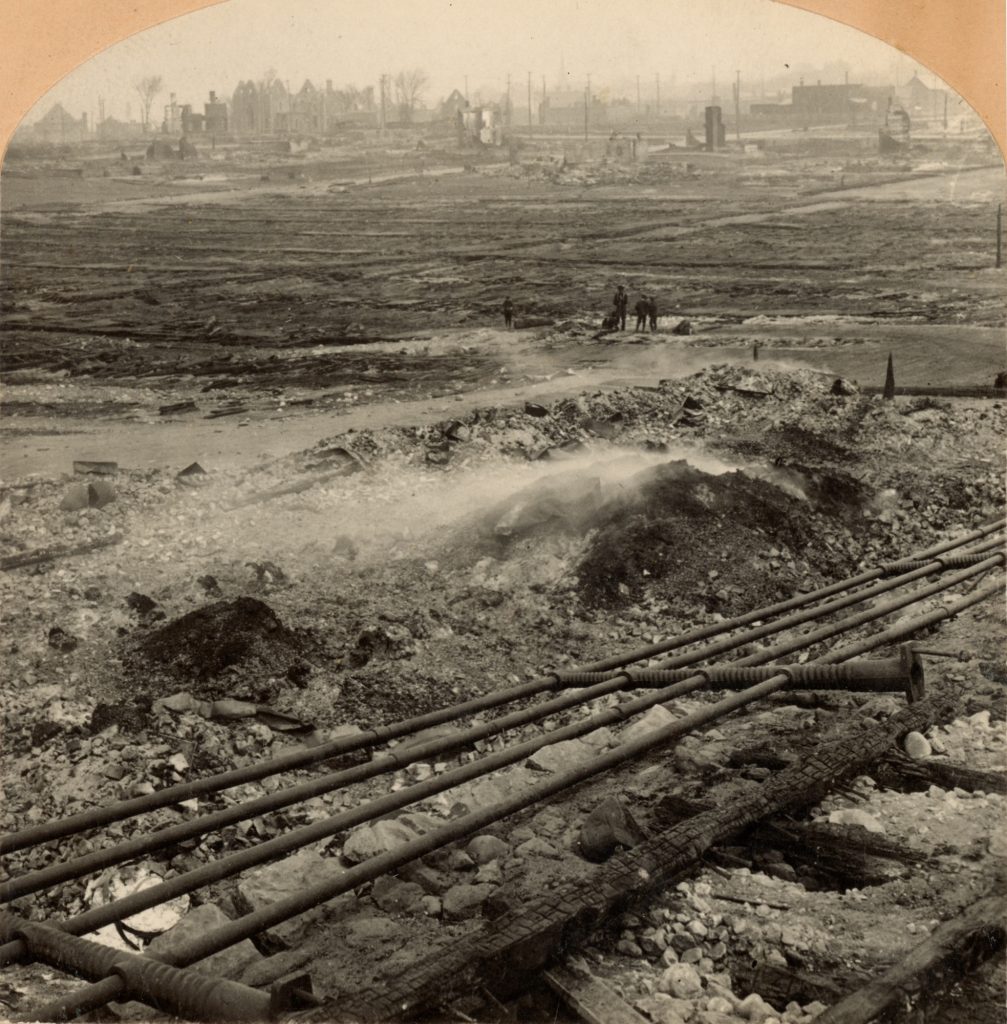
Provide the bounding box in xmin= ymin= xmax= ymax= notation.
xmin=0 ymin=532 xmax=124 ymax=572
xmin=339 ymin=694 xmax=960 ymax=1022
xmin=544 ymin=963 xmax=651 ymax=1024
xmin=814 ymin=893 xmax=1007 ymax=1024
xmin=877 ymin=750 xmax=1007 ymax=796
xmin=228 ymin=465 xmax=361 ymax=510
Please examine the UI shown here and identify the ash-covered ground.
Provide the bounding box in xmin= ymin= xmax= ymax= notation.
xmin=1 ymin=131 xmax=1005 ymax=1022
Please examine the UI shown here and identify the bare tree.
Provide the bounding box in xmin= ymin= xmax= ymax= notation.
xmin=393 ymin=69 xmax=429 ymax=123
xmin=134 ymin=75 xmax=163 ymax=131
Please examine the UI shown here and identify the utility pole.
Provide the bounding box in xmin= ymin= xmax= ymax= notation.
xmin=584 ymin=78 xmax=590 ymax=141
xmin=997 ymin=203 xmax=1003 ymax=269
xmin=636 ymin=74 xmax=641 ymax=114
xmin=655 ymin=72 xmax=660 ymax=115
xmin=711 ymin=67 xmax=716 ymax=105
xmin=464 ymin=75 xmax=469 ymax=104
xmin=527 ymin=71 xmax=532 ymax=128
xmin=734 ymin=69 xmax=741 ymax=143
xmin=506 ymin=73 xmax=511 ymax=126
xmin=379 ymin=73 xmax=387 ymax=131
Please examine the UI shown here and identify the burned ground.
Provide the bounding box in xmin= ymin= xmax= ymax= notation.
xmin=1 ymin=131 xmax=1005 ymax=1022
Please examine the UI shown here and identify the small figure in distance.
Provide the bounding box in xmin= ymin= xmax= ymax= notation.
xmin=648 ymin=294 xmax=658 ymax=332
xmin=612 ymin=284 xmax=628 ymax=331
xmin=634 ymin=294 xmax=649 ymax=332
xmin=502 ymin=296 xmax=515 ymax=329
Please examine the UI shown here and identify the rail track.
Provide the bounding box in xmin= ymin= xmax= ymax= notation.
xmin=1 ymin=520 xmax=1004 ymax=1023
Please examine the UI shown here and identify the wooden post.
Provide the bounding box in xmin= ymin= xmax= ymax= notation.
xmin=883 ymin=353 xmax=896 ymax=400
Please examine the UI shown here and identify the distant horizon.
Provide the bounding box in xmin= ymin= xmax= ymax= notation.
xmin=20 ymin=0 xmax=960 ymax=129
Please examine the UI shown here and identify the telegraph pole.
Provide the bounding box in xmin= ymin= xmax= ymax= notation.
xmin=655 ymin=72 xmax=660 ymax=115
xmin=506 ymin=73 xmax=511 ymax=126
xmin=734 ymin=69 xmax=741 ymax=142
xmin=997 ymin=203 xmax=1003 ymax=269
xmin=464 ymin=75 xmax=469 ymax=104
xmin=379 ymin=74 xmax=387 ymax=131
xmin=584 ymin=75 xmax=591 ymax=140
xmin=527 ymin=71 xmax=532 ymax=128
xmin=636 ymin=74 xmax=641 ymax=114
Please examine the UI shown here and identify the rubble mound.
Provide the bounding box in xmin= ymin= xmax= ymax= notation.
xmin=575 ymin=461 xmax=830 ymax=610
xmin=130 ymin=597 xmax=312 ymax=694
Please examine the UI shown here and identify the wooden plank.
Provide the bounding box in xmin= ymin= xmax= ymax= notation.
xmin=544 ymin=964 xmax=650 ymax=1024
xmin=815 ymin=894 xmax=1007 ymax=1024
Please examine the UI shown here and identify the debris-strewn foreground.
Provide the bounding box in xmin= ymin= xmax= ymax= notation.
xmin=1 ymin=365 xmax=1005 ymax=1022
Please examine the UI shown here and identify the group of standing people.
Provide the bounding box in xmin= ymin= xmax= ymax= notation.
xmin=611 ymin=285 xmax=658 ymax=332
xmin=500 ymin=286 xmax=661 ymax=333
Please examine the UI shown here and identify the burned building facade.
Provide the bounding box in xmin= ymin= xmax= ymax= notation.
xmin=230 ymin=78 xmax=375 ymax=135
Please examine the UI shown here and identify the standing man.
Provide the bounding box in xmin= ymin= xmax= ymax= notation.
xmin=648 ymin=294 xmax=659 ymax=332
xmin=502 ymin=296 xmax=515 ymax=329
xmin=634 ymin=294 xmax=649 ymax=332
xmin=613 ymin=285 xmax=628 ymax=331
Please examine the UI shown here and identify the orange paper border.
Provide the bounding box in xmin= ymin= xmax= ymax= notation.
xmin=0 ymin=0 xmax=1004 ymax=158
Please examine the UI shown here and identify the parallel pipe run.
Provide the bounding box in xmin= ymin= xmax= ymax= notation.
xmin=4 ymin=519 xmax=1001 ymax=857
xmin=0 ymin=913 xmax=272 ymax=1023
xmin=30 ymin=574 xmax=1005 ymax=1024
xmin=3 ymin=547 xmax=999 ymax=906
xmin=1 ymin=555 xmax=1002 ymax=978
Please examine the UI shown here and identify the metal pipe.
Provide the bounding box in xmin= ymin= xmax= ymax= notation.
xmin=883 ymin=551 xmax=1003 ymax=574
xmin=20 ymin=576 xmax=1005 ymax=1022
xmin=4 ymin=545 xmax=998 ymax=902
xmin=0 ymin=913 xmax=271 ymax=1022
xmin=5 ymin=521 xmax=1000 ymax=856
xmin=2 ymin=555 xmax=1000 ymax=974
xmin=557 ymin=645 xmax=925 ymax=701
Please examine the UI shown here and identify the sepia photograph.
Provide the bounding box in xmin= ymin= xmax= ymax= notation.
xmin=0 ymin=1 xmax=1004 ymax=1021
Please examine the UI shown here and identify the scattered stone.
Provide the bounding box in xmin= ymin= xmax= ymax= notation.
xmin=441 ymin=883 xmax=496 ymax=920
xmin=738 ymin=993 xmax=779 ymax=1021
xmin=466 ymin=834 xmax=509 ymax=865
xmin=371 ymin=876 xmax=426 ymax=915
xmin=827 ymin=808 xmax=885 ymax=834
xmin=527 ymin=737 xmax=594 ymax=773
xmin=236 ymin=851 xmax=349 ymax=945
xmin=622 ymin=704 xmax=677 ymax=744
xmin=515 ymin=836 xmax=562 ymax=859
xmin=634 ymin=994 xmax=689 ymax=1024
xmin=343 ymin=820 xmax=416 ymax=863
xmin=658 ymin=963 xmax=702 ymax=999
xmin=47 ymin=626 xmax=79 ymax=653
xmin=579 ymin=795 xmax=648 ymax=863
xmin=147 ymin=904 xmax=262 ymax=979
xmin=903 ymin=731 xmax=932 ymax=759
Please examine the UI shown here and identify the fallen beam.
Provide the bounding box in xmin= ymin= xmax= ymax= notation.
xmin=877 ymin=750 xmax=1007 ymax=796
xmin=544 ymin=963 xmax=650 ymax=1024
xmin=0 ymin=533 xmax=124 ymax=572
xmin=340 ymin=693 xmax=961 ymax=1022
xmin=813 ymin=893 xmax=1007 ymax=1024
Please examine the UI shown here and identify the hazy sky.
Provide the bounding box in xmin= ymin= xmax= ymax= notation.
xmin=25 ymin=0 xmax=942 ymax=124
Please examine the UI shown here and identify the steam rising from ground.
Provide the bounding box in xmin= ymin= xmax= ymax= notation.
xmin=198 ymin=440 xmax=809 ymax=573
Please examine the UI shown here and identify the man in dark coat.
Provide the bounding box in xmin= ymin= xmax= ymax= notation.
xmin=612 ymin=285 xmax=628 ymax=330
xmin=647 ymin=295 xmax=658 ymax=331
xmin=634 ymin=295 xmax=649 ymax=332
xmin=502 ymin=296 xmax=514 ymax=329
